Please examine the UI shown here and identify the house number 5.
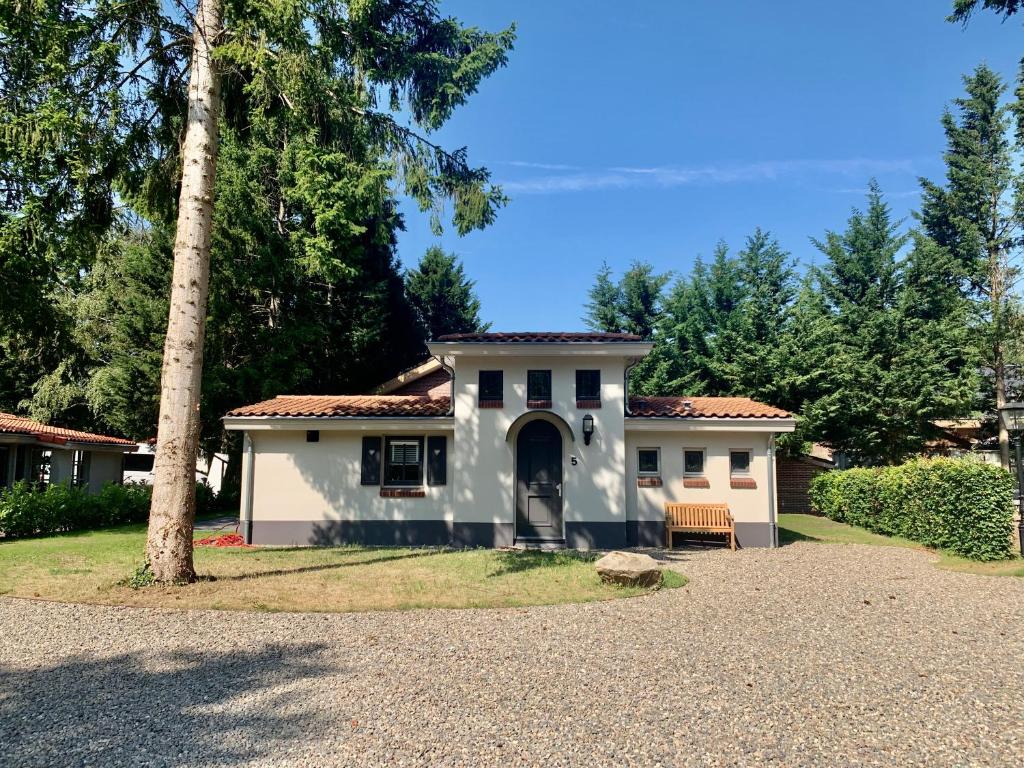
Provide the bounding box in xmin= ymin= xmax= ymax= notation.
xmin=570 ymin=456 xmax=578 ymax=466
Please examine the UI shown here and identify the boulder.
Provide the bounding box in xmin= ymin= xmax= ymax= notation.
xmin=595 ymin=551 xmax=663 ymax=588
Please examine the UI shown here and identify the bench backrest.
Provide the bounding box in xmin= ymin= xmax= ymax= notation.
xmin=664 ymin=502 xmax=733 ymax=528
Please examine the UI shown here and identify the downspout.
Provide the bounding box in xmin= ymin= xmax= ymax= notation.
xmin=240 ymin=431 xmax=255 ymax=544
xmin=434 ymin=355 xmax=455 ymax=416
xmin=624 ymin=358 xmax=640 ymax=416
xmin=767 ymin=434 xmax=778 ymax=548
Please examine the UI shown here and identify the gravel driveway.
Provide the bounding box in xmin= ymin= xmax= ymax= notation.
xmin=1 ymin=541 xmax=1022 ymax=767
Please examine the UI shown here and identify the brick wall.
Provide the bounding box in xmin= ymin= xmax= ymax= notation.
xmin=777 ymin=457 xmax=832 ymax=514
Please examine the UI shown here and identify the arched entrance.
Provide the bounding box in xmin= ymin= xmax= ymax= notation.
xmin=515 ymin=419 xmax=564 ymax=541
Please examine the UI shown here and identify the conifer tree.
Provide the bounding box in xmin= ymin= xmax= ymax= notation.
xmin=583 ymin=261 xmax=626 ymax=333
xmin=405 ymin=247 xmax=487 ymax=341
xmin=919 ymin=65 xmax=1023 ymax=467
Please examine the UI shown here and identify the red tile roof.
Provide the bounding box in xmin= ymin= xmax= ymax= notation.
xmin=227 ymin=395 xmax=452 ymax=418
xmin=390 ymin=368 xmax=451 ymax=398
xmin=628 ymin=397 xmax=790 ymax=419
xmin=435 ymin=332 xmax=643 ymax=343
xmin=0 ymin=412 xmax=136 ymax=447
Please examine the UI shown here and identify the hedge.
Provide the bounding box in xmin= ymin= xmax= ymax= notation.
xmin=808 ymin=457 xmax=1015 ymax=561
xmin=0 ymin=481 xmax=219 ymax=539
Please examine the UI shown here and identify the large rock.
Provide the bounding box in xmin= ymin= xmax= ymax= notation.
xmin=595 ymin=551 xmax=663 ymax=587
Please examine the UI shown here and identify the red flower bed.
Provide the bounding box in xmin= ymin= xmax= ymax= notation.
xmin=194 ymin=533 xmax=251 ymax=548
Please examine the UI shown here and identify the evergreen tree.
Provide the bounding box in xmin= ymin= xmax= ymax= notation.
xmin=805 ymin=185 xmax=977 ymax=464
xmin=583 ymin=261 xmax=625 ymax=333
xmin=3 ymin=0 xmax=515 ymax=581
xmin=405 ymin=247 xmax=487 ymax=340
xmin=618 ymin=262 xmax=670 ymax=339
xmin=919 ymin=65 xmax=1023 ymax=467
xmin=729 ymin=229 xmax=797 ymax=404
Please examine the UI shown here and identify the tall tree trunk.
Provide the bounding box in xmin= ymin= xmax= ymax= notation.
xmin=145 ymin=0 xmax=223 ymax=582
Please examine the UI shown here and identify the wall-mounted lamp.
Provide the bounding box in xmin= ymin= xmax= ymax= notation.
xmin=582 ymin=413 xmax=595 ymax=446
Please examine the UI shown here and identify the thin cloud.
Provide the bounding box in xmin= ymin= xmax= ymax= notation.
xmin=833 ymin=186 xmax=921 ymax=199
xmin=500 ymin=158 xmax=916 ymax=195
xmin=499 ymin=160 xmax=581 ymax=171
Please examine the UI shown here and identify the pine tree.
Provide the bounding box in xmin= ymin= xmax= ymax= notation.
xmin=405 ymin=247 xmax=487 ymax=340
xmin=919 ymin=65 xmax=1023 ymax=467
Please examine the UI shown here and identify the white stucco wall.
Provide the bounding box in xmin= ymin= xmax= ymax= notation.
xmin=625 ymin=430 xmax=774 ymax=524
xmin=87 ymin=451 xmax=125 ymax=493
xmin=452 ymin=355 xmax=627 ymax=529
xmin=249 ymin=429 xmax=454 ymax=522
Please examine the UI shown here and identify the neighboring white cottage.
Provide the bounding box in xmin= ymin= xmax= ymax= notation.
xmin=224 ymin=332 xmax=796 ymax=549
xmin=0 ymin=412 xmax=136 ymax=492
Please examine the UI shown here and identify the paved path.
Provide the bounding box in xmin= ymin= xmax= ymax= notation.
xmin=1 ymin=542 xmax=1022 ymax=767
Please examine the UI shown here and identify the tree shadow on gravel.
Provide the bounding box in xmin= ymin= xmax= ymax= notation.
xmin=0 ymin=641 xmax=337 ymax=767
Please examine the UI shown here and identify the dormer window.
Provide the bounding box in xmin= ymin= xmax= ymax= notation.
xmin=479 ymin=370 xmax=503 ymax=408
xmin=527 ymin=370 xmax=552 ymax=408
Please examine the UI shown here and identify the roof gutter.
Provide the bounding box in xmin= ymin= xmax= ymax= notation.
xmin=624 ymin=358 xmax=640 ymax=416
xmin=434 ymin=354 xmax=455 ymax=417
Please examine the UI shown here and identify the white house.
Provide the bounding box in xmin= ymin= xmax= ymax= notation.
xmin=224 ymin=332 xmax=796 ymax=549
xmin=0 ymin=412 xmax=136 ymax=492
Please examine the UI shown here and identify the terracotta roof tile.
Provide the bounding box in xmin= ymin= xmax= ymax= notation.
xmin=435 ymin=332 xmax=643 ymax=343
xmin=227 ymin=395 xmax=451 ymax=418
xmin=628 ymin=397 xmax=790 ymax=419
xmin=390 ymin=369 xmax=451 ymax=398
xmin=0 ymin=412 xmax=136 ymax=447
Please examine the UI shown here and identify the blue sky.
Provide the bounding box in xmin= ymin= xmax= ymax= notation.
xmin=396 ymin=1 xmax=1023 ymax=331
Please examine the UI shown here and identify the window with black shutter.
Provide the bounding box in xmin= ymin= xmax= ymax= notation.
xmin=360 ymin=436 xmax=382 ymax=485
xmin=384 ymin=436 xmax=424 ymax=486
xmin=479 ymin=370 xmax=503 ymax=405
xmin=427 ymin=435 xmax=447 ymax=486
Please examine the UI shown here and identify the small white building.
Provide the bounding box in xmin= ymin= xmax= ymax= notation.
xmin=224 ymin=333 xmax=796 ymax=549
xmin=123 ymin=441 xmax=229 ymax=495
xmin=0 ymin=412 xmax=136 ymax=492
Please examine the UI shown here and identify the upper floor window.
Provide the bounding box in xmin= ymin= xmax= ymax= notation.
xmin=385 ymin=437 xmax=424 ymax=486
xmin=479 ymin=370 xmax=503 ymax=406
xmin=576 ymin=369 xmax=601 ymax=403
xmin=527 ymin=370 xmax=552 ymax=405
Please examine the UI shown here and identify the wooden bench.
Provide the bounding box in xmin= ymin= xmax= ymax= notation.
xmin=664 ymin=502 xmax=735 ymax=550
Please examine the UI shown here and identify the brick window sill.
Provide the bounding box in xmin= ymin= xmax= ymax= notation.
xmin=683 ymin=477 xmax=710 ymax=489
xmin=576 ymin=399 xmax=602 ymax=409
xmin=730 ymin=477 xmax=757 ymax=490
xmin=479 ymin=400 xmax=503 ymax=409
xmin=527 ymin=400 xmax=552 ymax=409
xmin=380 ymin=488 xmax=426 ymax=498
xmin=637 ymin=476 xmax=662 ymax=488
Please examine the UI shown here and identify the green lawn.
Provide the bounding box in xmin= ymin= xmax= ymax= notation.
xmin=779 ymin=513 xmax=1024 ymax=577
xmin=0 ymin=522 xmax=684 ymax=612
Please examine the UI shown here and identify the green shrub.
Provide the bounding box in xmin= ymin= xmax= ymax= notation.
xmin=0 ymin=479 xmax=222 ymax=538
xmin=809 ymin=457 xmax=1015 ymax=561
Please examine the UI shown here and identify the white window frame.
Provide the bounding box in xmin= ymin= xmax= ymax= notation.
xmin=637 ymin=447 xmax=661 ymax=476
xmin=729 ymin=449 xmax=752 ymax=476
xmin=683 ymin=447 xmax=706 ymax=477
